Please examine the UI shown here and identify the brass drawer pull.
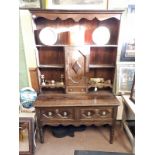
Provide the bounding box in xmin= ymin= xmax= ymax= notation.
xmin=55 ymin=109 xmax=59 ymax=113
xmin=87 ymin=111 xmax=91 ymax=116
xmin=57 ymin=111 xmax=69 ymax=118
xmin=48 ymin=112 xmax=53 ymax=116
xmin=42 ymin=114 xmax=53 ymax=118
xmin=63 ymin=111 xmax=68 ymax=117
xmin=102 ymin=111 xmax=106 ymax=116
xmin=82 ymin=111 xmax=93 ymax=118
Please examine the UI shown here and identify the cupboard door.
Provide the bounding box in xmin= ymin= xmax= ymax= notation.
xmin=65 ymin=46 xmax=90 ymax=93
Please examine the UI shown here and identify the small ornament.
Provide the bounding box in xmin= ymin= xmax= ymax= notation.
xmin=40 ymin=74 xmax=46 ymax=85
xmin=60 ymin=74 xmax=64 ymax=83
xmin=51 ymin=80 xmax=55 ymax=85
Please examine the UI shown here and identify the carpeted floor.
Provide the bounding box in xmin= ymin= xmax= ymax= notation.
xmin=34 ymin=123 xmax=133 ymax=155
xmin=74 ymin=150 xmax=134 ymax=155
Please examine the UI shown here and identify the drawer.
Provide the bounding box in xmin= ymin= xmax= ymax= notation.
xmin=40 ymin=107 xmax=74 ymax=120
xmin=66 ymin=86 xmax=87 ymax=94
xmin=79 ymin=107 xmax=113 ymax=120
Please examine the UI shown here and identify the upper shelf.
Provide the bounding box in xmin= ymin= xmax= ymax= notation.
xmin=34 ymin=19 xmax=120 ymax=46
xmin=36 ymin=44 xmax=118 ymax=48
xmin=32 ymin=9 xmax=121 ymax=50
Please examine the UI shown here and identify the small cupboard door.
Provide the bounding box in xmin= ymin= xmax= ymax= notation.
xmin=65 ymin=46 xmax=90 ymax=93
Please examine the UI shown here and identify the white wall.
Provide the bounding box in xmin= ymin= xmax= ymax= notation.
xmin=19 ymin=10 xmax=37 ymax=86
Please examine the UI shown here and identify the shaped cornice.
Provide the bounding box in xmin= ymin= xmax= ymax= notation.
xmin=30 ymin=9 xmax=123 ymax=21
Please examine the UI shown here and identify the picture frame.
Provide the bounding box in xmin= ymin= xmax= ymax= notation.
xmin=115 ymin=64 xmax=135 ymax=95
xmin=130 ymin=75 xmax=135 ymax=103
xmin=19 ymin=0 xmax=41 ymax=9
xmin=19 ymin=117 xmax=34 ymax=155
xmin=45 ymin=0 xmax=108 ymax=10
xmin=120 ymin=4 xmax=135 ymax=61
xmin=108 ymin=0 xmax=128 ymax=10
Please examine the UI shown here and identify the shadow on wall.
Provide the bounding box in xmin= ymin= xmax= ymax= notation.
xmin=19 ymin=19 xmax=29 ymax=89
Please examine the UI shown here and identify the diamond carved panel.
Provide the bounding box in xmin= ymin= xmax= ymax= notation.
xmin=72 ymin=61 xmax=82 ymax=73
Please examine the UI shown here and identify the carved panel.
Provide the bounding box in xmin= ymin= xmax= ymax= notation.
xmin=40 ymin=108 xmax=74 ymax=120
xmin=65 ymin=46 xmax=90 ymax=93
xmin=79 ymin=107 xmax=113 ymax=120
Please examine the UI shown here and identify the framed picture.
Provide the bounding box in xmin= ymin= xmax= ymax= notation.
xmin=120 ymin=4 xmax=135 ymax=61
xmin=45 ymin=0 xmax=108 ymax=10
xmin=19 ymin=117 xmax=35 ymax=155
xmin=130 ymin=75 xmax=135 ymax=103
xmin=115 ymin=64 xmax=135 ymax=95
xmin=19 ymin=0 xmax=41 ymax=8
xmin=108 ymin=0 xmax=128 ymax=10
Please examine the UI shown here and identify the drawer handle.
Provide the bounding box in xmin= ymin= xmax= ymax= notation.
xmin=57 ymin=111 xmax=69 ymax=118
xmin=55 ymin=109 xmax=59 ymax=113
xmin=48 ymin=112 xmax=53 ymax=116
xmin=82 ymin=111 xmax=93 ymax=118
xmin=87 ymin=111 xmax=91 ymax=116
xmin=102 ymin=111 xmax=106 ymax=116
xmin=63 ymin=111 xmax=68 ymax=117
xmin=42 ymin=114 xmax=53 ymax=118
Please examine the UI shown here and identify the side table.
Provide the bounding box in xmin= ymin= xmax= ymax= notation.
xmin=122 ymin=95 xmax=135 ymax=153
xmin=19 ymin=113 xmax=36 ymax=155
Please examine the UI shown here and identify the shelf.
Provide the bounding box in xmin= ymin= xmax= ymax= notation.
xmin=31 ymin=10 xmax=121 ymax=94
xmin=36 ymin=45 xmax=67 ymax=47
xmin=38 ymin=64 xmax=64 ymax=68
xmin=89 ymin=64 xmax=115 ymax=68
xmin=90 ymin=45 xmax=118 ymax=47
xmin=88 ymin=83 xmax=112 ymax=89
xmin=36 ymin=44 xmax=118 ymax=48
xmin=40 ymin=83 xmax=65 ymax=89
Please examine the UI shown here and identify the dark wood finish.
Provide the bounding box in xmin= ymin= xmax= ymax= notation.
xmin=38 ymin=47 xmax=64 ymax=65
xmin=29 ymin=68 xmax=40 ymax=92
xmin=90 ymin=47 xmax=117 ymax=65
xmin=65 ymin=46 xmax=89 ymax=94
xmin=35 ymin=92 xmax=119 ymax=143
xmin=30 ymin=9 xmax=122 ymax=144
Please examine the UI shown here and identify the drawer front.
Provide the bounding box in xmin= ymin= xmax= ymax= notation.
xmin=79 ymin=107 xmax=113 ymax=120
xmin=66 ymin=86 xmax=87 ymax=94
xmin=40 ymin=107 xmax=74 ymax=120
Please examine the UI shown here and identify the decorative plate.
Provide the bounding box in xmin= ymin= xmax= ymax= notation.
xmin=20 ymin=87 xmax=37 ymax=108
xmin=39 ymin=27 xmax=57 ymax=45
xmin=92 ymin=26 xmax=110 ymax=45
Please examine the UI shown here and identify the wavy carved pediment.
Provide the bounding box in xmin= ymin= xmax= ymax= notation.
xmin=31 ymin=10 xmax=122 ymax=22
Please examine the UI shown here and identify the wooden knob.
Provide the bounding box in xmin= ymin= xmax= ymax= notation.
xmin=63 ymin=111 xmax=67 ymax=116
xmin=87 ymin=111 xmax=91 ymax=116
xmin=48 ymin=112 xmax=52 ymax=116
xmin=55 ymin=109 xmax=59 ymax=113
xmin=102 ymin=111 xmax=106 ymax=115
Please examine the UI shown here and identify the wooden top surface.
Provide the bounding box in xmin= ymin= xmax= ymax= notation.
xmin=35 ymin=91 xmax=120 ymax=107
